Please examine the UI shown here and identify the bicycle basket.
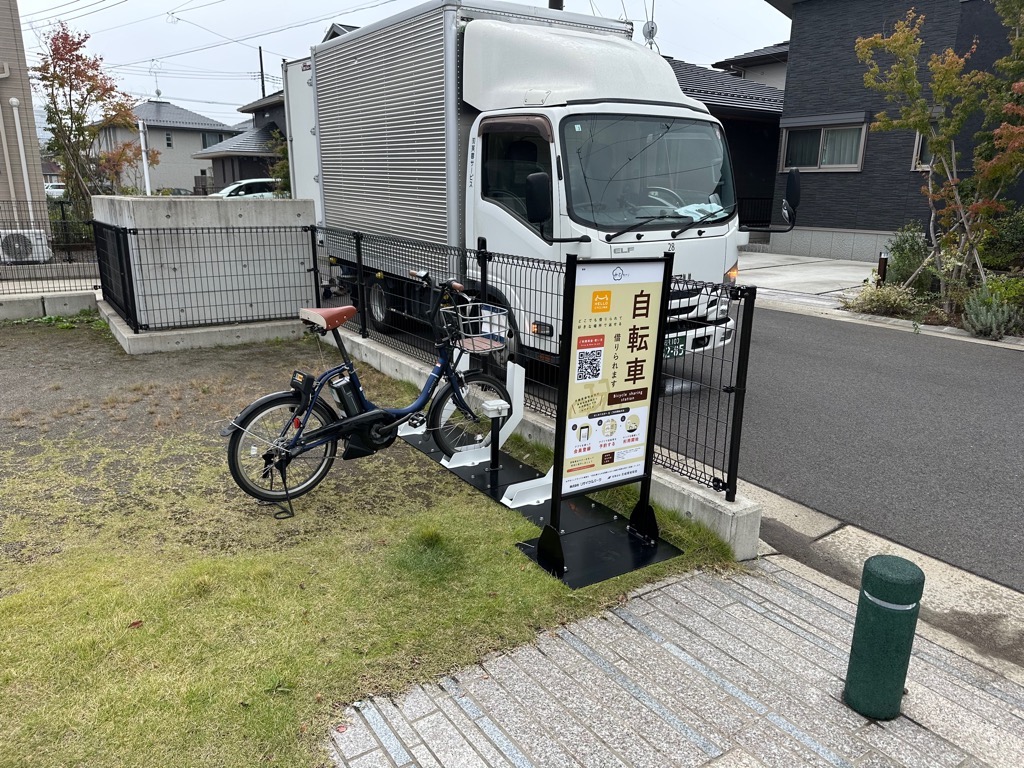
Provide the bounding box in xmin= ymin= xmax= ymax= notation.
xmin=439 ymin=302 xmax=509 ymax=353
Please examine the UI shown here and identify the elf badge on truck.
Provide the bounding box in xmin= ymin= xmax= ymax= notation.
xmin=294 ymin=0 xmax=797 ymax=361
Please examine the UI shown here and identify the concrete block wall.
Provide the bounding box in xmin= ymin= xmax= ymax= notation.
xmin=769 ymin=227 xmax=893 ymax=262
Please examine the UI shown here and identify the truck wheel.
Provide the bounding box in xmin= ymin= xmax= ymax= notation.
xmin=367 ymin=281 xmax=392 ymax=333
xmin=491 ymin=309 xmax=520 ymax=368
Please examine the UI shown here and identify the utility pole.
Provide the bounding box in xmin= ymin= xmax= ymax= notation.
xmin=259 ymin=46 xmax=266 ymax=98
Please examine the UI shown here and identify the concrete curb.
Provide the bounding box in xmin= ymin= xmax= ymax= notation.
xmin=1 ymin=291 xmax=97 ymax=321
xmin=755 ymin=289 xmax=1024 ymax=350
xmin=98 ymin=301 xmax=304 ymax=354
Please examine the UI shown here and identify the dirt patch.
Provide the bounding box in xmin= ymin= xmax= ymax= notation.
xmin=0 ymin=320 xmax=430 ymax=563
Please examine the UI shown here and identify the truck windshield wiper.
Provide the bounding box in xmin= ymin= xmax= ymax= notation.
xmin=671 ymin=204 xmax=736 ymax=238
xmin=604 ymin=213 xmax=690 ymax=242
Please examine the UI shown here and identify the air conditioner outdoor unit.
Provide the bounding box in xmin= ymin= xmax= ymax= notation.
xmin=0 ymin=229 xmax=54 ymax=264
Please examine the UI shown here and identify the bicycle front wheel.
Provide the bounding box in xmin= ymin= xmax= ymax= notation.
xmin=227 ymin=393 xmax=338 ymax=502
xmin=427 ymin=373 xmax=511 ymax=457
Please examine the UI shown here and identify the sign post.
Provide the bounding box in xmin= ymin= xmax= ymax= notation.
xmin=537 ymin=253 xmax=673 ymax=575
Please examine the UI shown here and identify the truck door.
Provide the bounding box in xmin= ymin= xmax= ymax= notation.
xmin=470 ymin=116 xmax=556 ymax=257
xmin=467 ymin=115 xmax=561 ymax=358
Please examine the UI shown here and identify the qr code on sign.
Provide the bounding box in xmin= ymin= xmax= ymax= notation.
xmin=576 ymin=348 xmax=603 ymax=382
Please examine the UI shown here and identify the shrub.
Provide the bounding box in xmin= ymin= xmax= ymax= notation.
xmin=979 ymin=208 xmax=1024 ymax=271
xmin=884 ymin=222 xmax=934 ymax=294
xmin=961 ymin=284 xmax=1020 ymax=340
xmin=841 ymin=283 xmax=928 ymax=318
xmin=989 ymin=274 xmax=1024 ymax=310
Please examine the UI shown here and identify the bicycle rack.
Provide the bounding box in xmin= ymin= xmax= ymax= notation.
xmin=401 ymin=360 xmax=681 ymax=588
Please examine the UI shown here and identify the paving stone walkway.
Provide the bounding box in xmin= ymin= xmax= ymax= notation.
xmin=328 ymin=556 xmax=1024 ymax=768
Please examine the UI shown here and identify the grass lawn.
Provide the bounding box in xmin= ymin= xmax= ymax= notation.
xmin=0 ymin=319 xmax=733 ymax=767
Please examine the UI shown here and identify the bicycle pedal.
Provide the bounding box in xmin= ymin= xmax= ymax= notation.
xmin=408 ymin=412 xmax=426 ymax=428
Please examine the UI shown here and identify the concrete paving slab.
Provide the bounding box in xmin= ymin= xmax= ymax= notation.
xmin=739 ymin=251 xmax=875 ymax=296
xmin=811 ymin=526 xmax=1024 ymax=675
xmin=330 ymin=559 xmax=1024 ymax=768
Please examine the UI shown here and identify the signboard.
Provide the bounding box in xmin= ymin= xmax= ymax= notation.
xmin=557 ymin=257 xmax=671 ymax=497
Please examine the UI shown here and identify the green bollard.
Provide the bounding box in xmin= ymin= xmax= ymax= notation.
xmin=843 ymin=554 xmax=925 ymax=720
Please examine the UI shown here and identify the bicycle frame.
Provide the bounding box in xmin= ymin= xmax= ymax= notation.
xmin=284 ymin=341 xmax=474 ymax=457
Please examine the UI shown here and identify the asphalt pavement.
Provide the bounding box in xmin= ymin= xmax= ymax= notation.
xmin=328 ymin=251 xmax=1024 ymax=768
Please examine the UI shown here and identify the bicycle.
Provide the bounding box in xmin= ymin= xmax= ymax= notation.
xmin=223 ymin=271 xmax=513 ymax=512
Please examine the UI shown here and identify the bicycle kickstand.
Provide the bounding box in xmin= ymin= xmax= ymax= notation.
xmin=261 ymin=459 xmax=296 ymax=519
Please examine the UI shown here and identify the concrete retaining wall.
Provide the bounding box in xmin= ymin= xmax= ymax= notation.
xmin=770 ymin=227 xmax=893 ymax=262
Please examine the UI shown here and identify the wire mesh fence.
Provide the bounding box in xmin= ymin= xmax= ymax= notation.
xmin=92 ymin=218 xmax=754 ymax=497
xmin=95 ymin=223 xmax=317 ymax=331
xmin=0 ymin=200 xmax=100 ymax=295
xmin=315 ymin=226 xmax=754 ymax=496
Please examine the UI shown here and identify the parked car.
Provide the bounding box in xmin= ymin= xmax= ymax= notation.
xmin=209 ymin=178 xmax=280 ymax=199
xmin=44 ymin=182 xmax=66 ymax=199
xmin=157 ymin=187 xmax=193 ymax=196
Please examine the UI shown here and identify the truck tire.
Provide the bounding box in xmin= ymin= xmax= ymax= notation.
xmin=367 ymin=280 xmax=392 ymax=333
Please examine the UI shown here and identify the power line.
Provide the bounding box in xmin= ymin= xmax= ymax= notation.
xmin=21 ymin=0 xmax=130 ymax=28
xmin=89 ymin=0 xmax=226 ymax=35
xmin=20 ymin=0 xmax=98 ymax=19
xmin=109 ymin=0 xmax=405 ymax=68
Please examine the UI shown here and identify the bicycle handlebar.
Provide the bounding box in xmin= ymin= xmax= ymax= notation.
xmin=407 ymin=270 xmax=467 ymax=345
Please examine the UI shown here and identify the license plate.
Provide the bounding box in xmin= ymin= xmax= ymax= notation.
xmin=663 ymin=337 xmax=687 ymax=358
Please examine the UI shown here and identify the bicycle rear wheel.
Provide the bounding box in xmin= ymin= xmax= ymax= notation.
xmin=227 ymin=393 xmax=337 ymax=502
xmin=427 ymin=373 xmax=511 ymax=457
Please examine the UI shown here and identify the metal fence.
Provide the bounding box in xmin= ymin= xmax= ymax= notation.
xmin=313 ymin=226 xmax=755 ymax=500
xmin=738 ymin=197 xmax=774 ymax=229
xmin=0 ymin=200 xmax=100 ymax=295
xmin=93 ymin=220 xmax=755 ymax=498
xmin=94 ymin=223 xmax=319 ymax=332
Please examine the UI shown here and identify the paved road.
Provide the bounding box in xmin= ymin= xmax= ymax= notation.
xmin=739 ymin=308 xmax=1024 ymax=593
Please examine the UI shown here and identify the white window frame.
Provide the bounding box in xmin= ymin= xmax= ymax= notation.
xmin=780 ymin=124 xmax=867 ymax=172
xmin=912 ymin=130 xmax=935 ymax=172
xmin=165 ymin=131 xmax=174 ymax=149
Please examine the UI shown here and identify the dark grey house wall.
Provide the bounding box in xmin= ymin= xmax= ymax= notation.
xmin=777 ymin=0 xmax=967 ymax=232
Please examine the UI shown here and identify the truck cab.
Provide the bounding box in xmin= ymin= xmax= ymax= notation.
xmin=461 ymin=19 xmax=739 ymax=360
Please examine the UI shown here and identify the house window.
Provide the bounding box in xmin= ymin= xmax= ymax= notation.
xmin=783 ymin=125 xmax=865 ymax=170
xmin=165 ymin=132 xmax=174 ymax=148
xmin=202 ymin=132 xmax=224 ymax=149
xmin=913 ymin=130 xmax=935 ymax=171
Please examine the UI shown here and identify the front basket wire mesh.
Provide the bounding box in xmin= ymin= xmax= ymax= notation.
xmin=439 ymin=302 xmax=508 ymax=353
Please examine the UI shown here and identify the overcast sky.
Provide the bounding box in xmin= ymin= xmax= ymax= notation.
xmin=17 ymin=0 xmax=791 ymax=127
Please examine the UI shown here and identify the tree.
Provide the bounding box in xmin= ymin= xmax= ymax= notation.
xmin=31 ymin=22 xmax=148 ymax=208
xmin=267 ymin=129 xmax=290 ymax=197
xmin=855 ymin=5 xmax=1024 ymax=311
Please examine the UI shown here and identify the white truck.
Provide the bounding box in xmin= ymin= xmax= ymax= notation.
xmin=291 ymin=0 xmax=796 ymax=362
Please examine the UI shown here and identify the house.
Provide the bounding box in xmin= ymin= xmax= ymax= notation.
xmin=41 ymin=157 xmax=62 ymax=184
xmin=713 ymin=41 xmax=789 ymax=90
xmin=94 ymin=99 xmax=241 ymax=194
xmin=192 ymin=92 xmax=284 ymax=192
xmin=762 ymin=0 xmax=1009 ymax=260
xmin=0 ymin=0 xmax=46 ymax=206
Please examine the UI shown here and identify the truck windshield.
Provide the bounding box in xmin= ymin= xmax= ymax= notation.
xmin=560 ymin=115 xmax=735 ymax=234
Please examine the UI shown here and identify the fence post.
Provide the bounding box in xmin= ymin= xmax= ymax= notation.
xmin=724 ymin=285 xmax=756 ymax=502
xmin=476 ymin=239 xmax=491 ymax=377
xmin=354 ymin=231 xmax=368 ymax=338
xmin=58 ymin=200 xmax=72 ymax=262
xmin=307 ymin=226 xmax=322 ymax=309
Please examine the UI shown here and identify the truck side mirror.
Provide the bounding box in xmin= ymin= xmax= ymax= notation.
xmin=525 ymin=172 xmax=552 ymax=224
xmin=782 ymin=168 xmax=800 ymax=225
